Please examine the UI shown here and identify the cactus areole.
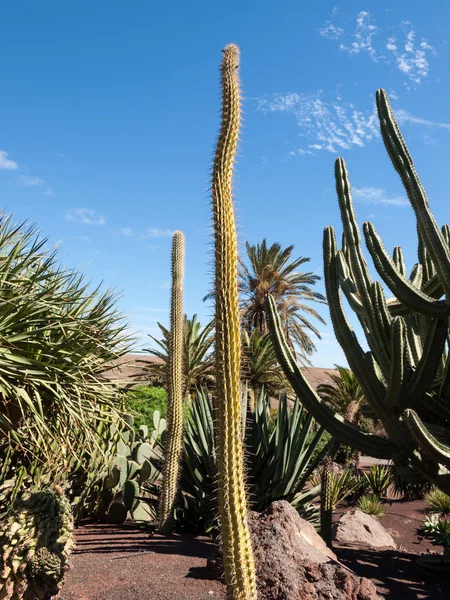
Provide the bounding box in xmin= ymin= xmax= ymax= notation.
xmin=211 ymin=44 xmax=257 ymax=599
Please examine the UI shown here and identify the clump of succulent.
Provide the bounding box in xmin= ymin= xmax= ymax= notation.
xmin=425 ymin=488 xmax=450 ymax=518
xmin=99 ymin=414 xmax=165 ymax=524
xmin=357 ymin=494 xmax=385 ymax=518
xmin=363 ymin=465 xmax=393 ymax=498
xmin=0 ymin=486 xmax=73 ymax=600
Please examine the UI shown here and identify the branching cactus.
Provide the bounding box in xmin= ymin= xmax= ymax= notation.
xmin=267 ymin=89 xmax=450 ymax=498
xmin=158 ymin=231 xmax=185 ymax=534
xmin=211 ymin=44 xmax=257 ymax=599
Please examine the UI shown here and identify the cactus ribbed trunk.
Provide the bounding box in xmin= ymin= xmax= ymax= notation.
xmin=211 ymin=44 xmax=257 ymax=600
xmin=158 ymin=230 xmax=185 ymax=534
xmin=320 ymin=455 xmax=333 ymax=546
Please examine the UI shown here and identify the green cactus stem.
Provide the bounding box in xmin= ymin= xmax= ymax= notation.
xmin=267 ymin=88 xmax=450 ymax=496
xmin=211 ymin=43 xmax=257 ymax=599
xmin=158 ymin=230 xmax=185 ymax=534
xmin=320 ymin=456 xmax=333 ymax=546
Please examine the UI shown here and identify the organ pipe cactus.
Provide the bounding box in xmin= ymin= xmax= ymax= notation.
xmin=211 ymin=44 xmax=257 ymax=599
xmin=267 ymin=89 xmax=450 ymax=497
xmin=158 ymin=231 xmax=185 ymax=534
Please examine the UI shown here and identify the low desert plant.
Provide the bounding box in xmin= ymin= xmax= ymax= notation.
xmin=357 ymin=494 xmax=385 ymax=518
xmin=126 ymin=386 xmax=168 ymax=431
xmin=425 ymin=488 xmax=450 ymax=518
xmin=363 ymin=465 xmax=392 ymax=498
xmin=311 ymin=466 xmax=360 ymax=509
xmin=389 ymin=463 xmax=432 ymax=501
xmin=421 ymin=515 xmax=450 ymax=551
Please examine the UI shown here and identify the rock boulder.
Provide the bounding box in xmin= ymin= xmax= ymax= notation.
xmin=333 ymin=508 xmax=396 ymax=549
xmin=210 ymin=501 xmax=380 ymax=600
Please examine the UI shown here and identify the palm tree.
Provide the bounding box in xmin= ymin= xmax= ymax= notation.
xmin=146 ymin=314 xmax=214 ymax=398
xmin=241 ymin=329 xmax=288 ymax=408
xmin=239 ymin=239 xmax=326 ymax=363
xmin=317 ymin=365 xmax=365 ymax=425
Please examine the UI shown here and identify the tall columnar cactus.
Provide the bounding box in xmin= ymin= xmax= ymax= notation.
xmin=320 ymin=456 xmax=333 ymax=546
xmin=158 ymin=231 xmax=185 ymax=534
xmin=267 ymin=89 xmax=450 ymax=498
xmin=211 ymin=44 xmax=257 ymax=599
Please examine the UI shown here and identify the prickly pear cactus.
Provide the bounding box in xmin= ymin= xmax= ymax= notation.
xmin=0 ymin=486 xmax=74 ymax=600
xmin=99 ymin=414 xmax=165 ymax=525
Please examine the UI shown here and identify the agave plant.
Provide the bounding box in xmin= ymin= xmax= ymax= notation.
xmin=363 ymin=465 xmax=393 ymax=498
xmin=171 ymin=387 xmax=325 ymax=533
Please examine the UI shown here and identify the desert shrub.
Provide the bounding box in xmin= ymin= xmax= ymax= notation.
xmin=425 ymin=488 xmax=450 ymax=518
xmin=363 ymin=465 xmax=392 ymax=498
xmin=357 ymin=494 xmax=385 ymax=518
xmin=389 ymin=458 xmax=433 ymax=501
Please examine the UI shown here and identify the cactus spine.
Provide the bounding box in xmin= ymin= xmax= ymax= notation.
xmin=266 ymin=89 xmax=450 ymax=499
xmin=158 ymin=231 xmax=185 ymax=534
xmin=211 ymin=44 xmax=257 ymax=599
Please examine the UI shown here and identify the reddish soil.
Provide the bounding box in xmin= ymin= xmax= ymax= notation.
xmin=333 ymin=499 xmax=448 ymax=599
xmin=58 ymin=522 xmax=226 ymax=600
xmin=58 ymin=500 xmax=449 ymax=600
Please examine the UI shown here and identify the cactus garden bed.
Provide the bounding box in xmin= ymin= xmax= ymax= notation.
xmin=57 ymin=498 xmax=448 ymax=600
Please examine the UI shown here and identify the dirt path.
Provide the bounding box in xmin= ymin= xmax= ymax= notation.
xmin=59 ymin=499 xmax=448 ymax=600
xmin=58 ymin=523 xmax=226 ymax=600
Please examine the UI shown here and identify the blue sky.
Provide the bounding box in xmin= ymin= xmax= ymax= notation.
xmin=1 ymin=1 xmax=449 ymax=366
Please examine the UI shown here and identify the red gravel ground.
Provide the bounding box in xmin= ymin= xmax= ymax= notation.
xmin=58 ymin=500 xmax=449 ymax=600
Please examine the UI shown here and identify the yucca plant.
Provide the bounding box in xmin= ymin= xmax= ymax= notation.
xmin=426 ymin=488 xmax=450 ymax=518
xmin=357 ymin=494 xmax=385 ymax=518
xmin=363 ymin=465 xmax=393 ymax=498
xmin=0 ymin=214 xmax=131 ymax=512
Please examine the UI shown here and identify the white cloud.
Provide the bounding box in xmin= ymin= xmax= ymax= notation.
xmin=353 ymin=187 xmax=408 ymax=207
xmin=40 ymin=188 xmax=54 ymax=196
xmin=145 ymin=227 xmax=174 ymax=238
xmin=16 ymin=175 xmax=45 ymax=187
xmin=339 ymin=11 xmax=378 ymax=61
xmin=65 ymin=208 xmax=106 ymax=226
xmin=120 ymin=227 xmax=134 ymax=237
xmin=0 ymin=150 xmax=18 ymax=170
xmin=257 ymin=92 xmax=379 ymax=153
xmin=319 ymin=23 xmax=344 ymax=40
xmin=319 ymin=11 xmax=436 ymax=85
xmin=395 ymin=109 xmax=450 ymax=130
xmin=386 ymin=28 xmax=435 ymax=84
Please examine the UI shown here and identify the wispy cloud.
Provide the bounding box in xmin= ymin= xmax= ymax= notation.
xmin=64 ymin=235 xmax=91 ymax=243
xmin=16 ymin=174 xmax=45 ymax=187
xmin=0 ymin=150 xmax=18 ymax=170
xmin=256 ymin=90 xmax=450 ymax=157
xmin=146 ymin=227 xmax=174 ymax=238
xmin=353 ymin=187 xmax=408 ymax=207
xmin=320 ymin=11 xmax=436 ymax=85
xmin=65 ymin=208 xmax=106 ymax=226
xmin=120 ymin=227 xmax=134 ymax=237
xmin=118 ymin=226 xmax=174 ymax=239
xmin=339 ymin=11 xmax=378 ymax=61
xmin=395 ymin=109 xmax=450 ymax=130
xmin=40 ymin=188 xmax=54 ymax=196
xmin=256 ymin=92 xmax=379 ymax=153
